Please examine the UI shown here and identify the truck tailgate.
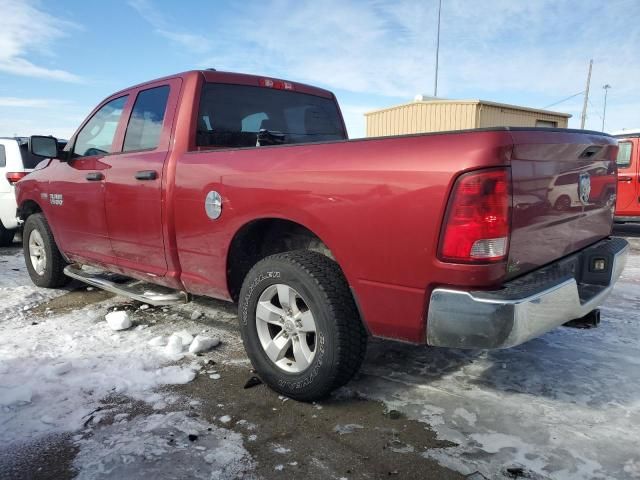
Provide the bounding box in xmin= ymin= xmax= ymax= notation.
xmin=507 ymin=129 xmax=618 ymax=279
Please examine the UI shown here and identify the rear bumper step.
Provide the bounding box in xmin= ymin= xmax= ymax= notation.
xmin=426 ymin=237 xmax=629 ymax=349
xmin=64 ymin=265 xmax=190 ymax=306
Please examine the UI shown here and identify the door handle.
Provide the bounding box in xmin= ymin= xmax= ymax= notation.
xmin=85 ymin=172 xmax=104 ymax=181
xmin=618 ymin=176 xmax=633 ymax=182
xmin=135 ymin=170 xmax=157 ymax=181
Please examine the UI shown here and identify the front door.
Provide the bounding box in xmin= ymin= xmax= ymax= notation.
xmin=103 ymin=79 xmax=181 ymax=278
xmin=615 ymin=139 xmax=640 ymax=216
xmin=49 ymin=95 xmax=129 ymax=265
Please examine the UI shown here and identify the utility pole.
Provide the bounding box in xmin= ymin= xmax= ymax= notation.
xmin=433 ymin=0 xmax=442 ymax=97
xmin=580 ymin=59 xmax=593 ymax=129
xmin=602 ymin=84 xmax=611 ymax=132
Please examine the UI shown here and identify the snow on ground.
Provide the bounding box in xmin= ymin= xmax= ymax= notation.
xmin=0 ymin=251 xmax=64 ymax=314
xmin=73 ymin=412 xmax=251 ymax=479
xmin=2 ymin=236 xmax=640 ymax=479
xmin=352 ymin=246 xmax=640 ymax=479
xmin=0 ymin=249 xmax=253 ymax=478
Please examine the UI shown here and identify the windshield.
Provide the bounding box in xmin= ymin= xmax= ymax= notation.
xmin=196 ymin=83 xmax=346 ymax=148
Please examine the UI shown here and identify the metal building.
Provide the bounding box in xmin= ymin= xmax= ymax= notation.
xmin=365 ymin=98 xmax=571 ymax=137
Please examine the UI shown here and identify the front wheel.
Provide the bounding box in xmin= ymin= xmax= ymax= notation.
xmin=238 ymin=250 xmax=367 ymax=401
xmin=23 ymin=213 xmax=70 ymax=288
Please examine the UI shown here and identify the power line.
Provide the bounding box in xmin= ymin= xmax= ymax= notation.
xmin=542 ymin=91 xmax=584 ymax=110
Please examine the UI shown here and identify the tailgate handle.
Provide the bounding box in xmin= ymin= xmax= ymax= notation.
xmin=135 ymin=170 xmax=157 ymax=181
xmin=85 ymin=172 xmax=104 ymax=181
xmin=618 ymin=176 xmax=633 ymax=182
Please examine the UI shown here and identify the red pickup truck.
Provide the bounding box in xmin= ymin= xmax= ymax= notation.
xmin=16 ymin=70 xmax=628 ymax=400
xmin=613 ymin=132 xmax=640 ymax=221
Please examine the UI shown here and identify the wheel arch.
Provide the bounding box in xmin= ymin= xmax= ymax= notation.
xmin=17 ymin=199 xmax=44 ymax=222
xmin=226 ymin=217 xmax=339 ymax=302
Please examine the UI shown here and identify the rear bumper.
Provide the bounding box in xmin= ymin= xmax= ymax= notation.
xmin=0 ymin=192 xmax=19 ymax=230
xmin=426 ymin=237 xmax=629 ymax=349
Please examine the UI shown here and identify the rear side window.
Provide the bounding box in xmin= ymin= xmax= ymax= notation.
xmin=196 ymin=83 xmax=346 ymax=148
xmin=617 ymin=142 xmax=632 ymax=168
xmin=0 ymin=145 xmax=5 ymax=167
xmin=73 ymin=96 xmax=128 ymax=158
xmin=123 ymin=86 xmax=170 ymax=152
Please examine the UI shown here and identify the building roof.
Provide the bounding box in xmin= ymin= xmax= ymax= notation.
xmin=365 ymin=99 xmax=572 ymax=118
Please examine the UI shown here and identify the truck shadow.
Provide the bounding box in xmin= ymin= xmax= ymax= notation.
xmin=357 ymin=316 xmax=640 ymax=409
xmin=613 ymin=223 xmax=640 ymax=238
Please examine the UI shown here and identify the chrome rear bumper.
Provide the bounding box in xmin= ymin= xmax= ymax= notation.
xmin=426 ymin=237 xmax=629 ymax=349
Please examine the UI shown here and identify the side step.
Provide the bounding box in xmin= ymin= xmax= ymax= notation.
xmin=64 ymin=265 xmax=190 ymax=306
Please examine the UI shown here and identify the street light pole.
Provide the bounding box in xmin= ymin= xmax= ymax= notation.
xmin=602 ymin=84 xmax=611 ymax=132
xmin=434 ymin=0 xmax=442 ymax=97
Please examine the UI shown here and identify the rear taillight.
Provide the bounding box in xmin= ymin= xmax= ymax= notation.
xmin=439 ymin=168 xmax=512 ymax=263
xmin=6 ymin=172 xmax=28 ymax=185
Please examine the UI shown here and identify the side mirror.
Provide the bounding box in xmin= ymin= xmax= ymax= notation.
xmin=29 ymin=135 xmax=59 ymax=159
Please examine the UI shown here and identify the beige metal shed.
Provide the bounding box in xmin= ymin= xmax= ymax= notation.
xmin=365 ymin=99 xmax=571 ymax=137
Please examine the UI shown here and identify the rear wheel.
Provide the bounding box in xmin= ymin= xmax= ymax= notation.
xmin=23 ymin=213 xmax=70 ymax=288
xmin=554 ymin=195 xmax=571 ymax=211
xmin=238 ymin=250 xmax=367 ymax=401
xmin=0 ymin=220 xmax=16 ymax=247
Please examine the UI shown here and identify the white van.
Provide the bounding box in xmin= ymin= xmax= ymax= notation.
xmin=0 ymin=137 xmax=64 ymax=246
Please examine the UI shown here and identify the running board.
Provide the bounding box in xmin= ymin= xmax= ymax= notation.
xmin=63 ymin=265 xmax=190 ymax=306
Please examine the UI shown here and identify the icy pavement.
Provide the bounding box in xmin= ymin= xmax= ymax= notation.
xmin=0 ymin=249 xmax=253 ymax=478
xmin=1 ymin=234 xmax=640 ymax=479
xmin=352 ymin=241 xmax=640 ymax=479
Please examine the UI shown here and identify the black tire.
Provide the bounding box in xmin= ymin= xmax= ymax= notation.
xmin=22 ymin=213 xmax=70 ymax=288
xmin=0 ymin=220 xmax=16 ymax=247
xmin=238 ymin=250 xmax=367 ymax=401
xmin=554 ymin=195 xmax=571 ymax=211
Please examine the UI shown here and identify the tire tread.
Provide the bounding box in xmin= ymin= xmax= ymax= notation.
xmin=23 ymin=213 xmax=70 ymax=288
xmin=241 ymin=250 xmax=367 ymax=400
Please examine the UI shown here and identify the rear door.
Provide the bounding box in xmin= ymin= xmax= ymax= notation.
xmin=615 ymin=138 xmax=639 ymax=216
xmin=103 ymin=78 xmax=182 ymax=278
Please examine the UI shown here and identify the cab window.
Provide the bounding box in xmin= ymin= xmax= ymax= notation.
xmin=123 ymin=86 xmax=170 ymax=152
xmin=616 ymin=142 xmax=632 ymax=168
xmin=73 ymin=96 xmax=128 ymax=157
xmin=196 ymin=83 xmax=346 ymax=148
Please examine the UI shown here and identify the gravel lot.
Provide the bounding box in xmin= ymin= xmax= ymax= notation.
xmin=1 ymin=225 xmax=639 ymax=479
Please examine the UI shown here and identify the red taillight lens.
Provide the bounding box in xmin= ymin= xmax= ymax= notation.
xmin=439 ymin=168 xmax=512 ymax=263
xmin=6 ymin=172 xmax=27 ymax=185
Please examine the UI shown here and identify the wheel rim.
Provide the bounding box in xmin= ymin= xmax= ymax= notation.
xmin=28 ymin=230 xmax=46 ymax=276
xmin=255 ymin=284 xmax=317 ymax=373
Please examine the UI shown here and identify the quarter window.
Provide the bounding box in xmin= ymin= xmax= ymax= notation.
xmin=123 ymin=86 xmax=170 ymax=152
xmin=616 ymin=142 xmax=632 ymax=168
xmin=73 ymin=96 xmax=128 ymax=157
xmin=0 ymin=145 xmax=5 ymax=167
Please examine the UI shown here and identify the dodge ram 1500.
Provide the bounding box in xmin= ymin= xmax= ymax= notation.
xmin=16 ymin=70 xmax=628 ymax=400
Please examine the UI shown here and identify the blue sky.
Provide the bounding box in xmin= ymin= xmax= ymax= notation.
xmin=1 ymin=0 xmax=639 ymax=139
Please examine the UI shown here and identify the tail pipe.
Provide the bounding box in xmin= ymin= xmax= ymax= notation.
xmin=563 ymin=309 xmax=601 ymax=329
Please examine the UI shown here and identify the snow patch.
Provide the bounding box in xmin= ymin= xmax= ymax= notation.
xmin=105 ymin=311 xmax=132 ymax=331
xmin=73 ymin=411 xmax=252 ymax=479
xmin=189 ymin=335 xmax=220 ymax=354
